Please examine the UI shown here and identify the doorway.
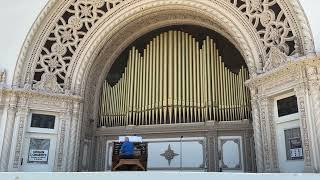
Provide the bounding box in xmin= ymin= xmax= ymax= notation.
xmin=21 ymin=133 xmax=56 ymax=172
xmin=21 ymin=112 xmax=58 ymax=172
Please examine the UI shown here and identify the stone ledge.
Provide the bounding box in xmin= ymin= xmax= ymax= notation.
xmin=0 ymin=172 xmax=319 ymax=180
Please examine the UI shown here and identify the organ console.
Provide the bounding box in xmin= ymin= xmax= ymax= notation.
xmin=99 ymin=30 xmax=251 ymax=127
xmin=112 ymin=142 xmax=148 ymax=171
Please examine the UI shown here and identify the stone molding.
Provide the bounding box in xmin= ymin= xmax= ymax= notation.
xmin=95 ymin=120 xmax=252 ymax=136
xmin=246 ymin=54 xmax=320 ymax=92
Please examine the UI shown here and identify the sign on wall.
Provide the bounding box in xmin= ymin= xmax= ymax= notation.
xmin=27 ymin=138 xmax=50 ymax=164
xmin=289 ymin=138 xmax=303 ymax=158
xmin=29 ymin=150 xmax=49 ymax=162
xmin=284 ymin=128 xmax=304 ymax=160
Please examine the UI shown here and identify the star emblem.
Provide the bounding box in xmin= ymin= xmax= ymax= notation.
xmin=160 ymin=144 xmax=179 ymax=166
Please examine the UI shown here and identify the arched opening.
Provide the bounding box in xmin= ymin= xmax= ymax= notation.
xmin=98 ymin=25 xmax=251 ymax=127
xmin=4 ymin=0 xmax=316 ymax=173
xmin=96 ymin=25 xmax=254 ymax=172
xmin=74 ymin=4 xmax=261 ymax=171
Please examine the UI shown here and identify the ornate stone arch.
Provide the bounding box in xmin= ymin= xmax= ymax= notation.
xmin=10 ymin=0 xmax=316 ymax=144
xmin=8 ymin=0 xmax=317 ymax=172
xmin=12 ymin=0 xmax=315 ymax=91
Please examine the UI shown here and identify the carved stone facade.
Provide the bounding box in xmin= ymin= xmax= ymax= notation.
xmin=247 ymin=55 xmax=320 ymax=172
xmin=0 ymin=0 xmax=319 ymax=173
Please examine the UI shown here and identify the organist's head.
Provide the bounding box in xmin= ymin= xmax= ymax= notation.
xmin=125 ymin=136 xmax=129 ymax=142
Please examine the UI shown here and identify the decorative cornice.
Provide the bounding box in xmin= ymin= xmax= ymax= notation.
xmin=0 ymin=87 xmax=83 ymax=102
xmin=95 ymin=119 xmax=252 ymax=136
xmin=246 ymin=54 xmax=320 ymax=88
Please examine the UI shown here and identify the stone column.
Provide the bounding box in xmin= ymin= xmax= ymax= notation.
xmin=73 ymin=102 xmax=83 ymax=171
xmin=296 ymin=82 xmax=318 ymax=172
xmin=255 ymin=96 xmax=280 ymax=172
xmin=0 ymin=95 xmax=17 ymax=171
xmin=257 ymin=96 xmax=272 ymax=172
xmin=250 ymin=88 xmax=264 ymax=172
xmin=54 ymin=110 xmax=70 ymax=171
xmin=67 ymin=101 xmax=79 ymax=171
xmin=266 ymin=98 xmax=279 ymax=172
xmin=9 ymin=104 xmax=29 ymax=171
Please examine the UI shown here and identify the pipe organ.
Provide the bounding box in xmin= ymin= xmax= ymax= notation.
xmin=99 ymin=31 xmax=251 ymax=127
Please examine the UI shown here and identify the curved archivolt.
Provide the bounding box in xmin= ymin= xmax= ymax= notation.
xmin=99 ymin=30 xmax=251 ymax=127
xmin=25 ymin=0 xmax=312 ymax=93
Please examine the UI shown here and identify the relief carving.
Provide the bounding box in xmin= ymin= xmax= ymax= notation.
xmin=263 ymin=47 xmax=288 ymax=72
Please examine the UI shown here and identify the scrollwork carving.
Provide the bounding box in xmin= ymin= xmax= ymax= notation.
xmin=26 ymin=0 xmax=312 ymax=92
xmin=230 ymin=0 xmax=297 ymax=59
xmin=32 ymin=0 xmax=125 ymax=90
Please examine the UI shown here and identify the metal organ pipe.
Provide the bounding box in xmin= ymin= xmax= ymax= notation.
xmin=99 ymin=31 xmax=251 ymax=127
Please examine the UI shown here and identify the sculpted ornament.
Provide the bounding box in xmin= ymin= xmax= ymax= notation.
xmin=31 ymin=0 xmax=125 ymax=91
xmin=23 ymin=0 xmax=309 ymax=93
xmin=263 ymin=47 xmax=287 ymax=72
xmin=0 ymin=68 xmax=6 ymax=85
xmin=33 ymin=72 xmax=64 ymax=93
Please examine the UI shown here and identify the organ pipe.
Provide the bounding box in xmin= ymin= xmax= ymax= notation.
xmin=99 ymin=31 xmax=251 ymax=127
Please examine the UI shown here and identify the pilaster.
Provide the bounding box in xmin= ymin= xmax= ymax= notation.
xmin=267 ymin=98 xmax=279 ymax=172
xmin=74 ymin=102 xmax=83 ymax=171
xmin=8 ymin=95 xmax=29 ymax=171
xmin=250 ymin=88 xmax=264 ymax=172
xmin=0 ymin=95 xmax=17 ymax=171
xmin=258 ymin=96 xmax=272 ymax=172
xmin=67 ymin=101 xmax=78 ymax=172
xmin=296 ymin=78 xmax=318 ymax=172
xmin=55 ymin=109 xmax=70 ymax=171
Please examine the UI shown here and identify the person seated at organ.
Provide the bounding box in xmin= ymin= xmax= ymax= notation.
xmin=120 ymin=137 xmax=135 ymax=159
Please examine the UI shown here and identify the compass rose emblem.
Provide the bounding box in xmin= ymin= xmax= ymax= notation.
xmin=160 ymin=144 xmax=179 ymax=166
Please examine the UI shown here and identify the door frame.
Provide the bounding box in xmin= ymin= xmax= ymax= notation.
xmin=21 ymin=110 xmax=60 ymax=172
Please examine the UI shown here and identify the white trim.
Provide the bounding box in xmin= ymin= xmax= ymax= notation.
xmin=26 ymin=110 xmax=59 ymax=135
xmin=218 ymin=136 xmax=244 ymax=172
xmin=274 ymin=92 xmax=299 ymax=124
